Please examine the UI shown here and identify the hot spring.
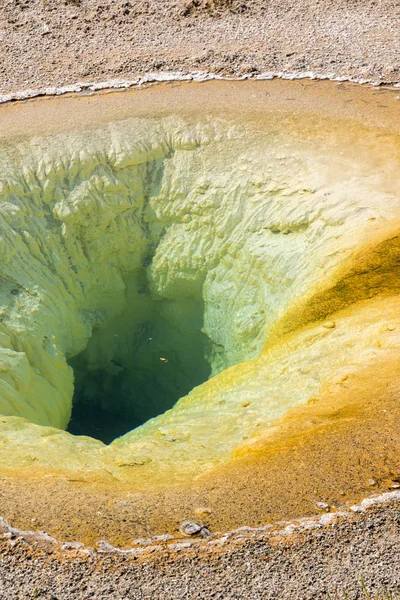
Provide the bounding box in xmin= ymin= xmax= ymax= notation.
xmin=0 ymin=80 xmax=399 ymax=543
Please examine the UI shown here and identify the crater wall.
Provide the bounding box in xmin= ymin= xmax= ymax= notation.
xmin=0 ymin=82 xmax=399 ymax=505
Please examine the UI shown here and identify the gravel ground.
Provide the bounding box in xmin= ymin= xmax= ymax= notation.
xmin=0 ymin=498 xmax=399 ymax=599
xmin=0 ymin=0 xmax=400 ymax=95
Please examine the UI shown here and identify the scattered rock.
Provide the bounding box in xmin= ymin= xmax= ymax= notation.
xmin=389 ymin=468 xmax=400 ymax=482
xmin=61 ymin=541 xmax=85 ymax=551
xmin=41 ymin=24 xmax=51 ymax=35
xmin=194 ymin=507 xmax=212 ymax=517
xmin=180 ymin=521 xmax=203 ymax=536
xmin=316 ymin=502 xmax=330 ymax=512
xmin=180 ymin=521 xmax=212 ymax=538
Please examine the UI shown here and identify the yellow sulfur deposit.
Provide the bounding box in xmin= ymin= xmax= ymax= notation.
xmin=0 ymin=79 xmax=399 ymax=515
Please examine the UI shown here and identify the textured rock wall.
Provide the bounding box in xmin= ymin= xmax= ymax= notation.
xmin=0 ymin=106 xmax=399 ymax=481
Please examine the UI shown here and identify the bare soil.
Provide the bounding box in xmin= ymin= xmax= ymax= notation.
xmin=0 ymin=0 xmax=400 ymax=94
xmin=0 ymin=498 xmax=400 ymax=599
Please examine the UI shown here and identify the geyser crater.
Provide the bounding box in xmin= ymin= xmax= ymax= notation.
xmin=0 ymin=82 xmax=399 ymax=501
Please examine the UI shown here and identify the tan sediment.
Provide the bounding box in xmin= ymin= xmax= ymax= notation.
xmin=1 ymin=79 xmax=400 ymax=140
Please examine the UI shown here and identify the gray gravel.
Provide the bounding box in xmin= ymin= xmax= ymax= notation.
xmin=0 ymin=501 xmax=399 ymax=599
xmin=0 ymin=0 xmax=400 ymax=95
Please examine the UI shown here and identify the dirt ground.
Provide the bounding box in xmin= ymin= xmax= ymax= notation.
xmin=0 ymin=0 xmax=400 ymax=95
xmin=0 ymin=497 xmax=400 ymax=599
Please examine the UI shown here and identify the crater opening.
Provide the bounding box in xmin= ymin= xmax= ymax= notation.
xmin=0 ymin=80 xmax=399 ymax=501
xmin=0 ymin=80 xmax=400 ymax=549
xmin=67 ymin=272 xmax=212 ymax=444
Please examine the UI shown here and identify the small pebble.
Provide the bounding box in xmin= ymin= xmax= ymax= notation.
xmin=316 ymin=502 xmax=330 ymax=512
xmin=368 ymin=479 xmax=377 ymax=486
xmin=195 ymin=507 xmax=212 ymax=517
xmin=390 ymin=468 xmax=400 ymax=481
xmin=180 ymin=521 xmax=202 ymax=536
xmin=180 ymin=521 xmax=212 ymax=538
xmin=199 ymin=526 xmax=212 ymax=539
xmin=322 ymin=321 xmax=336 ymax=329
